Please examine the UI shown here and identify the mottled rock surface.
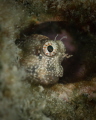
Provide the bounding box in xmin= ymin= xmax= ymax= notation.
xmin=0 ymin=0 xmax=96 ymax=120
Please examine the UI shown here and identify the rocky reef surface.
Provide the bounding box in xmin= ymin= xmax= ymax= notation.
xmin=0 ymin=0 xmax=96 ymax=120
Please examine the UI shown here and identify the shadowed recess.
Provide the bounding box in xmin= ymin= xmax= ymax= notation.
xmin=16 ymin=21 xmax=96 ymax=84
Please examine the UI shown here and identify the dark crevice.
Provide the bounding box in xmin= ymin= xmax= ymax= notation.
xmin=16 ymin=21 xmax=96 ymax=84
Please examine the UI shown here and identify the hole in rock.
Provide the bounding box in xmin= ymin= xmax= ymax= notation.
xmin=17 ymin=21 xmax=96 ymax=84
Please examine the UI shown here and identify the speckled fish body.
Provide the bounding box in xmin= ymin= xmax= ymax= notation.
xmin=16 ymin=34 xmax=66 ymax=85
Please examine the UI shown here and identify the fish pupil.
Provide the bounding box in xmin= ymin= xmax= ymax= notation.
xmin=47 ymin=45 xmax=53 ymax=52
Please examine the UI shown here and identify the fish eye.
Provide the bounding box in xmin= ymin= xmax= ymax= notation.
xmin=43 ymin=41 xmax=58 ymax=56
xmin=47 ymin=45 xmax=53 ymax=52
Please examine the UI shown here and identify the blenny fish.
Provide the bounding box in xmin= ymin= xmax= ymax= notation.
xmin=16 ymin=34 xmax=71 ymax=85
